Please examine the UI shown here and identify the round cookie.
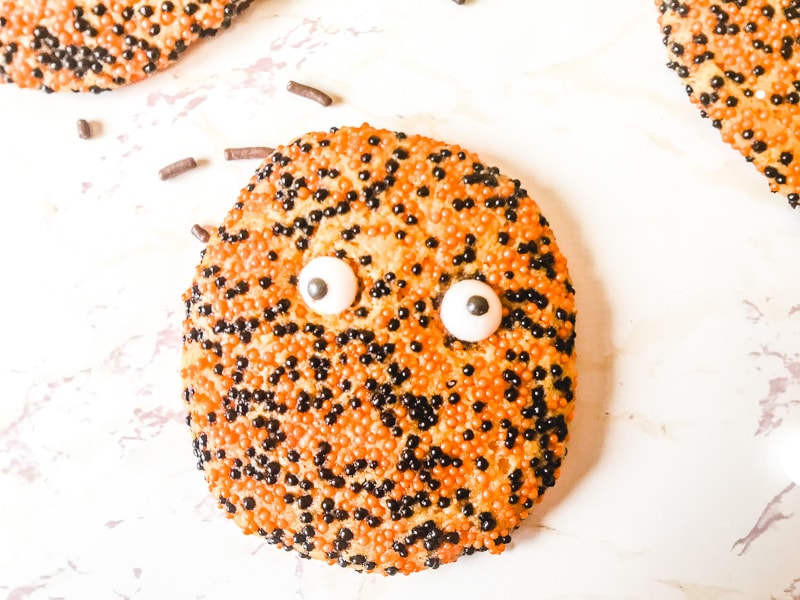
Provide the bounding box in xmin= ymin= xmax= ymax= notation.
xmin=181 ymin=124 xmax=577 ymax=574
xmin=0 ymin=0 xmax=251 ymax=92
xmin=657 ymin=1 xmax=800 ymax=208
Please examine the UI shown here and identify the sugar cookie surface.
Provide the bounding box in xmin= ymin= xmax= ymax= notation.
xmin=658 ymin=1 xmax=800 ymax=208
xmin=181 ymin=124 xmax=577 ymax=574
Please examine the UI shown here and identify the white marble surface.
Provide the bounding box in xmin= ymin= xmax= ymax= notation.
xmin=2 ymin=0 xmax=799 ymax=598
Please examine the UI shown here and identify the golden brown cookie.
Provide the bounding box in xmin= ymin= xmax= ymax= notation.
xmin=181 ymin=124 xmax=577 ymax=574
xmin=658 ymin=0 xmax=800 ymax=208
xmin=0 ymin=0 xmax=251 ymax=92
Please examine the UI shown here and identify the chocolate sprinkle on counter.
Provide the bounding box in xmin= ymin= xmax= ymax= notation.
xmin=159 ymin=157 xmax=197 ymax=180
xmin=191 ymin=224 xmax=211 ymax=243
xmin=76 ymin=119 xmax=92 ymax=140
xmin=286 ymin=80 xmax=333 ymax=107
xmin=224 ymin=147 xmax=275 ymax=161
xmin=182 ymin=124 xmax=577 ymax=575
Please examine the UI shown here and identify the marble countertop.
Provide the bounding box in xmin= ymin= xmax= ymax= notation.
xmin=2 ymin=0 xmax=799 ymax=598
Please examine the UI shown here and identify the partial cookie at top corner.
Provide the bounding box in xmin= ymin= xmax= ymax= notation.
xmin=0 ymin=0 xmax=253 ymax=92
xmin=657 ymin=0 xmax=800 ymax=208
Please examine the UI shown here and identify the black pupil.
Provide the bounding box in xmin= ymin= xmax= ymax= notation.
xmin=307 ymin=278 xmax=328 ymax=300
xmin=466 ymin=295 xmax=489 ymax=316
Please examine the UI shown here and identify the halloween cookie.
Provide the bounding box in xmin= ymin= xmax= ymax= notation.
xmin=658 ymin=1 xmax=800 ymax=208
xmin=181 ymin=124 xmax=577 ymax=574
xmin=0 ymin=0 xmax=251 ymax=92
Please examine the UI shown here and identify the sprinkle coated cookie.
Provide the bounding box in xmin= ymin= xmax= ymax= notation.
xmin=0 ymin=0 xmax=251 ymax=92
xmin=181 ymin=124 xmax=577 ymax=574
xmin=658 ymin=1 xmax=800 ymax=208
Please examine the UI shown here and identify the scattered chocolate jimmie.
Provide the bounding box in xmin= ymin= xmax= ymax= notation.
xmin=159 ymin=157 xmax=198 ymax=180
xmin=286 ymin=80 xmax=333 ymax=107
xmin=77 ymin=119 xmax=92 ymax=139
xmin=191 ymin=224 xmax=211 ymax=243
xmin=224 ymin=147 xmax=274 ymax=161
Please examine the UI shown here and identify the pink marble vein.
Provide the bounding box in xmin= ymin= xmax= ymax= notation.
xmin=6 ymin=561 xmax=84 ymax=600
xmin=118 ymin=405 xmax=184 ymax=451
xmin=732 ymin=483 xmax=797 ymax=556
xmin=155 ymin=318 xmax=183 ymax=353
xmin=236 ymin=56 xmax=284 ymax=90
xmin=133 ymin=405 xmax=184 ymax=431
xmin=7 ymin=584 xmax=46 ymax=600
xmin=777 ymin=576 xmax=800 ymax=600
xmin=137 ymin=17 xmax=382 ymax=118
xmin=1 ymin=439 xmax=40 ymax=483
xmin=744 ymin=301 xmax=800 ymax=436
xmin=755 ymin=372 xmax=800 ymax=436
xmin=146 ymin=87 xmax=198 ymax=107
xmin=173 ymin=95 xmax=207 ymax=123
xmin=105 ymin=519 xmax=125 ymax=529
xmin=1 ymin=376 xmax=76 ymax=483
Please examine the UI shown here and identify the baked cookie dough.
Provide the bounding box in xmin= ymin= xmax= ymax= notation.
xmin=0 ymin=0 xmax=251 ymax=92
xmin=658 ymin=1 xmax=800 ymax=208
xmin=181 ymin=124 xmax=577 ymax=574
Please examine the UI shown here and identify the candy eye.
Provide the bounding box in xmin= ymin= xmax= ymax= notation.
xmin=298 ymin=256 xmax=358 ymax=315
xmin=440 ymin=279 xmax=502 ymax=342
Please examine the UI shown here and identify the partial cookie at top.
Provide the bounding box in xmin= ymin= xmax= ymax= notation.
xmin=657 ymin=1 xmax=800 ymax=208
xmin=0 ymin=0 xmax=252 ymax=92
xmin=181 ymin=124 xmax=577 ymax=574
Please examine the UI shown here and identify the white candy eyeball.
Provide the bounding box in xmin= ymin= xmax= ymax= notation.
xmin=440 ymin=279 xmax=502 ymax=342
xmin=298 ymin=256 xmax=358 ymax=315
